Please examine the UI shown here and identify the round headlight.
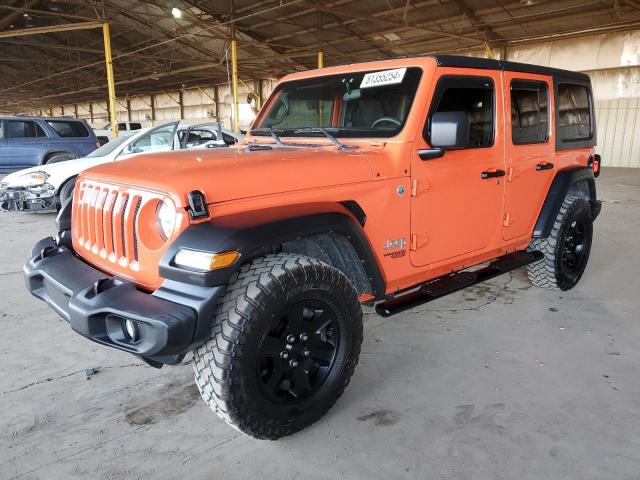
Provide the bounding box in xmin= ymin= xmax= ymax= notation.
xmin=156 ymin=201 xmax=176 ymax=240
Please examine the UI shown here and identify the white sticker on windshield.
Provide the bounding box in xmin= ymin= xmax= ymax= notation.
xmin=360 ymin=68 xmax=407 ymax=89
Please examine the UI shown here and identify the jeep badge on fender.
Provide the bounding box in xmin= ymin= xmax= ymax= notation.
xmin=24 ymin=55 xmax=600 ymax=440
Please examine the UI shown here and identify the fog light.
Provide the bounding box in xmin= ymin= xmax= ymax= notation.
xmin=174 ymin=248 xmax=240 ymax=271
xmin=123 ymin=319 xmax=139 ymax=341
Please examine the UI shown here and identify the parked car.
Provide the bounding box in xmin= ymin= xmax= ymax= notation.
xmin=177 ymin=122 xmax=243 ymax=148
xmin=24 ymin=55 xmax=601 ymax=440
xmin=1 ymin=121 xmax=238 ymax=212
xmin=0 ymin=116 xmax=98 ymax=172
xmin=0 ymin=121 xmax=233 ymax=212
xmin=93 ymin=121 xmax=144 ymax=145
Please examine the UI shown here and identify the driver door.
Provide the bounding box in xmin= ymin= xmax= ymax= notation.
xmin=117 ymin=122 xmax=179 ymax=161
xmin=410 ymin=71 xmax=507 ymax=268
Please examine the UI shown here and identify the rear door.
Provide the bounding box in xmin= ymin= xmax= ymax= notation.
xmin=502 ymin=73 xmax=555 ymax=240
xmin=410 ymin=70 xmax=507 ymax=267
xmin=4 ymin=120 xmax=48 ymax=167
xmin=45 ymin=119 xmax=94 ymax=157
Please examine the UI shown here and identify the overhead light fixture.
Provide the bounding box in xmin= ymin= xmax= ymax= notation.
xmin=171 ymin=7 xmax=182 ymax=18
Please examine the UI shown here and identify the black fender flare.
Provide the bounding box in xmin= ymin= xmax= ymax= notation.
xmin=159 ymin=202 xmax=386 ymax=299
xmin=533 ymin=166 xmax=597 ymax=238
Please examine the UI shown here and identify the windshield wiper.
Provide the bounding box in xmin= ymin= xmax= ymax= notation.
xmin=292 ymin=128 xmax=357 ymax=151
xmin=250 ymin=127 xmax=283 ymax=145
xmin=248 ymin=127 xmax=321 ymax=150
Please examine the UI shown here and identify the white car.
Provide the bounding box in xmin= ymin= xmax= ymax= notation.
xmin=0 ymin=121 xmax=239 ymax=212
xmin=93 ymin=121 xmax=145 ymax=145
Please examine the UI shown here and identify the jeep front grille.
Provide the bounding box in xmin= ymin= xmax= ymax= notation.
xmin=74 ymin=180 xmax=142 ymax=267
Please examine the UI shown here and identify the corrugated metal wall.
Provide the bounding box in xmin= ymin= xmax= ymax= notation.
xmin=595 ymin=98 xmax=640 ymax=168
xmin=509 ymin=32 xmax=640 ymax=168
xmin=35 ymin=79 xmax=278 ymax=132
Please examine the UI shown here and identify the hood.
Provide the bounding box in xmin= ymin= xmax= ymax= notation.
xmin=81 ymin=144 xmax=379 ymax=207
xmin=3 ymin=155 xmax=114 ymax=189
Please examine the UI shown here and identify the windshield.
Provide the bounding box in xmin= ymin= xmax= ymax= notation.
xmin=254 ymin=67 xmax=422 ymax=138
xmin=86 ymin=135 xmax=130 ymax=158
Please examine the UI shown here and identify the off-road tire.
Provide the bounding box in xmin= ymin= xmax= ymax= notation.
xmin=527 ymin=195 xmax=593 ymax=290
xmin=193 ymin=253 xmax=363 ymax=440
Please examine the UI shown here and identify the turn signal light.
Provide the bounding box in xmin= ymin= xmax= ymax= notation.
xmin=174 ymin=249 xmax=240 ymax=271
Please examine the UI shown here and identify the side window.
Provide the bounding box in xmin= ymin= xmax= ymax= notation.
xmin=46 ymin=120 xmax=89 ymax=137
xmin=35 ymin=122 xmax=47 ymax=137
xmin=184 ymin=129 xmax=217 ymax=148
xmin=118 ymin=122 xmax=127 ymax=130
xmin=556 ymin=83 xmax=592 ymax=141
xmin=511 ymin=80 xmax=549 ymax=145
xmin=130 ymin=123 xmax=175 ymax=152
xmin=130 ymin=122 xmax=142 ymax=130
xmin=7 ymin=120 xmax=41 ymax=138
xmin=428 ymin=76 xmax=494 ymax=148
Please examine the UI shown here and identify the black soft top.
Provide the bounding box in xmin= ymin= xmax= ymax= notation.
xmin=430 ymin=54 xmax=590 ymax=82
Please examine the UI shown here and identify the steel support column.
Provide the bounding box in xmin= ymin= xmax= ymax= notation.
xmin=230 ymin=22 xmax=240 ymax=134
xmin=317 ymin=11 xmax=324 ymax=68
xmin=102 ymin=23 xmax=118 ymax=139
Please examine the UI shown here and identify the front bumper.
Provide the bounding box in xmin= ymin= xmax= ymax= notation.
xmin=0 ymin=187 xmax=55 ymax=211
xmin=24 ymin=237 xmax=224 ymax=366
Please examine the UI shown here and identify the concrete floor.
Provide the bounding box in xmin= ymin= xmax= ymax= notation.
xmin=0 ymin=168 xmax=639 ymax=480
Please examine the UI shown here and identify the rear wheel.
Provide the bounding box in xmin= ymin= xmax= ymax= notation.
xmin=527 ymin=195 xmax=593 ymax=290
xmin=193 ymin=253 xmax=363 ymax=439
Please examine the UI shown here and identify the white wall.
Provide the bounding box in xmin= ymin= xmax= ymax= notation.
xmin=506 ymin=32 xmax=640 ymax=167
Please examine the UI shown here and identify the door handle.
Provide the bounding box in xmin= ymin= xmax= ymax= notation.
xmin=481 ymin=169 xmax=505 ymax=179
xmin=536 ymin=162 xmax=554 ymax=171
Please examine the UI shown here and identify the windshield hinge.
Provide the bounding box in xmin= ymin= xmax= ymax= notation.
xmin=187 ymin=191 xmax=209 ymax=220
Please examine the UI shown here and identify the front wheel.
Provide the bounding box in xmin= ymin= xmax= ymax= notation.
xmin=193 ymin=254 xmax=363 ymax=440
xmin=56 ymin=177 xmax=76 ymax=210
xmin=527 ymin=195 xmax=593 ymax=290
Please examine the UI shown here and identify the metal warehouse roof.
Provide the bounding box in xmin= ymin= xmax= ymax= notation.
xmin=1 ymin=0 xmax=640 ymax=112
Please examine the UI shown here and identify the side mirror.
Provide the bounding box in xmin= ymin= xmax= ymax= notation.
xmin=430 ymin=111 xmax=470 ymax=148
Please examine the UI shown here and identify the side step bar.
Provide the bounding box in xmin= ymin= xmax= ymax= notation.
xmin=375 ymin=250 xmax=543 ymax=317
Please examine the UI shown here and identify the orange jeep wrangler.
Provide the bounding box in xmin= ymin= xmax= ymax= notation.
xmin=25 ymin=55 xmax=601 ymax=439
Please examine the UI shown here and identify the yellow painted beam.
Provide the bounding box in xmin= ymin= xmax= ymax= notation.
xmin=231 ymin=24 xmax=240 ymax=134
xmin=102 ymin=23 xmax=119 ymax=139
xmin=317 ymin=11 xmax=324 ymax=68
xmin=483 ymin=41 xmax=496 ymax=60
xmin=0 ymin=21 xmax=103 ymax=39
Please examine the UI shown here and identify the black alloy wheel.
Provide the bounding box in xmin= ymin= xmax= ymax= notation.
xmin=257 ymin=300 xmax=339 ymax=404
xmin=560 ymin=218 xmax=588 ymax=277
